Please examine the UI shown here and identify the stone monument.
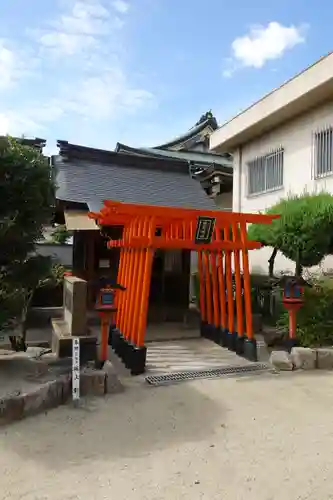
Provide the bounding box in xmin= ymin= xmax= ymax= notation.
xmin=51 ymin=276 xmax=97 ymax=360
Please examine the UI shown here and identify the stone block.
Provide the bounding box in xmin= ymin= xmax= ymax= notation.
xmin=263 ymin=328 xmax=286 ymax=347
xmin=316 ymin=348 xmax=333 ymax=370
xmin=269 ymin=350 xmax=293 ymax=371
xmin=0 ymin=394 xmax=24 ymax=425
xmin=80 ymin=369 xmax=106 ymax=396
xmin=291 ymin=347 xmax=316 ymax=370
xmin=1 ymin=357 xmax=49 ymax=380
xmin=22 ymin=379 xmax=64 ymax=417
xmin=103 ymin=361 xmax=124 ymax=394
xmin=0 ymin=366 xmax=111 ymax=426
xmin=51 ymin=321 xmax=97 ymax=362
xmin=63 ymin=276 xmax=88 ymax=336
xmin=22 ymin=386 xmax=48 ymax=417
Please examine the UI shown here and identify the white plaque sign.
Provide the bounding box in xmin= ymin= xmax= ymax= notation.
xmin=72 ymin=337 xmax=80 ymax=403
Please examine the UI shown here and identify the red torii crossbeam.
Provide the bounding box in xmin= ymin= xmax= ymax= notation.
xmin=89 ymin=200 xmax=279 ymax=375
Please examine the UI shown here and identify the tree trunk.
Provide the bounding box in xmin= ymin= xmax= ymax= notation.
xmin=19 ymin=292 xmax=34 ymax=351
xmin=11 ymin=291 xmax=33 ymax=352
xmin=295 ymin=261 xmax=303 ymax=278
xmin=268 ymin=247 xmax=278 ymax=277
xmin=20 ymin=313 xmax=28 ymax=351
xmin=295 ymin=249 xmax=303 ymax=278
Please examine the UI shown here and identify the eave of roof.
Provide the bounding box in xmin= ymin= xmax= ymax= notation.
xmin=154 ymin=116 xmax=218 ymax=150
xmin=57 ymin=140 xmax=191 ymax=172
xmin=115 ymin=143 xmax=233 ymax=172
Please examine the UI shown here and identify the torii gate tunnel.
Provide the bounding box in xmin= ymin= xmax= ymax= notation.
xmin=89 ymin=201 xmax=279 ymax=375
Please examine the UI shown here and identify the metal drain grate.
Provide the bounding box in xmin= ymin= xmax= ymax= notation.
xmin=145 ymin=363 xmax=273 ymax=386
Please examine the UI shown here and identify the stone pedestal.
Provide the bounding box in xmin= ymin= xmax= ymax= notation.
xmin=63 ymin=276 xmax=88 ymax=336
xmin=51 ymin=276 xmax=97 ymax=361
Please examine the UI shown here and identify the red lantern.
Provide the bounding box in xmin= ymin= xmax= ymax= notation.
xmin=282 ymin=281 xmax=305 ymax=341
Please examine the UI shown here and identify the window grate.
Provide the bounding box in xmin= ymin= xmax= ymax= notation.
xmin=313 ymin=126 xmax=333 ymax=179
xmin=247 ymin=148 xmax=284 ymax=196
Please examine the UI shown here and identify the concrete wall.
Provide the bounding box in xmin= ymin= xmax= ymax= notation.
xmin=36 ymin=243 xmax=73 ymax=268
xmin=232 ymin=99 xmax=333 ymax=275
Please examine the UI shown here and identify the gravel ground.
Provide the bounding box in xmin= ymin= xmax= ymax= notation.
xmin=1 ymin=371 xmax=333 ymax=500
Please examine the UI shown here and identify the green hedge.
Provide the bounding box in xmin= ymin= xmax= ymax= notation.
xmin=277 ymin=277 xmax=333 ymax=347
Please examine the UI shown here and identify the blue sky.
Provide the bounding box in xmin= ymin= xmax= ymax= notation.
xmin=0 ymin=0 xmax=332 ymax=155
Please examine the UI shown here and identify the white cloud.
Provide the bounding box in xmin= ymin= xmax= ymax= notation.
xmin=38 ymin=0 xmax=121 ymax=56
xmin=39 ymin=32 xmax=96 ymax=56
xmin=112 ymin=0 xmax=129 ymax=14
xmin=223 ymin=22 xmax=306 ymax=76
xmin=0 ymin=42 xmax=17 ymax=90
xmin=33 ymin=0 xmax=153 ymax=123
xmin=65 ymin=68 xmax=154 ymax=120
xmin=0 ymin=114 xmax=10 ymax=135
xmin=0 ymin=40 xmax=32 ymax=90
xmin=0 ymin=103 xmax=65 ymax=137
xmin=0 ymin=112 xmax=39 ymax=137
xmin=0 ymin=0 xmax=153 ymax=139
xmin=72 ymin=1 xmax=110 ymax=19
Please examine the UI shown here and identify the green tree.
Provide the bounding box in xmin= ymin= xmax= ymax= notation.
xmin=248 ymin=192 xmax=333 ymax=277
xmin=0 ymin=136 xmax=56 ymax=346
xmin=51 ymin=224 xmax=71 ymax=244
xmin=0 ymin=137 xmax=55 ymax=264
xmin=5 ymin=257 xmax=65 ymax=351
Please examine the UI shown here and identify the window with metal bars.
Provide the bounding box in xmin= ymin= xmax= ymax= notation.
xmin=247 ymin=148 xmax=284 ymax=196
xmin=314 ymin=126 xmax=333 ymax=178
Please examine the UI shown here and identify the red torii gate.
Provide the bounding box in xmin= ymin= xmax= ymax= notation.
xmin=89 ymin=200 xmax=278 ymax=375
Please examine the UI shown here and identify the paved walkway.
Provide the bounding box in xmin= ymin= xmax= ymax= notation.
xmin=145 ymin=338 xmax=252 ymax=374
xmin=1 ymin=370 xmax=333 ymax=499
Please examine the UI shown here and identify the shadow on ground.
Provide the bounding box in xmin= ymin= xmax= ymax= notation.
xmin=0 ymin=381 xmax=225 ymax=471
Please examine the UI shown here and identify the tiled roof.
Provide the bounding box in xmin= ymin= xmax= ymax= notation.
xmin=54 ymin=144 xmax=216 ymax=211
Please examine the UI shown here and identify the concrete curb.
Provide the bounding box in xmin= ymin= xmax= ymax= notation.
xmin=0 ymin=363 xmax=124 ymax=426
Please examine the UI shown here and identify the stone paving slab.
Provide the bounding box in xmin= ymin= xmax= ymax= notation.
xmin=145 ymin=338 xmax=253 ymax=375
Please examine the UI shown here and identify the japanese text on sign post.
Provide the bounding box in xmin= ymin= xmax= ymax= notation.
xmin=72 ymin=337 xmax=80 ymax=402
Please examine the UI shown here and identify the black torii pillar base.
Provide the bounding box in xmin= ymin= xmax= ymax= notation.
xmin=200 ymin=322 xmax=258 ymax=362
xmin=243 ymin=338 xmax=258 ymax=362
xmin=109 ymin=326 xmax=146 ymax=375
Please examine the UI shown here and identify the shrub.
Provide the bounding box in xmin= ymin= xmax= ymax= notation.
xmin=51 ymin=225 xmax=72 ymax=244
xmin=248 ymin=192 xmax=333 ymax=276
xmin=277 ymin=277 xmax=333 ymax=347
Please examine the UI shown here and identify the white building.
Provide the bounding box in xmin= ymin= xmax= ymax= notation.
xmin=210 ymin=52 xmax=333 ymax=275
